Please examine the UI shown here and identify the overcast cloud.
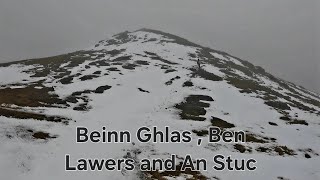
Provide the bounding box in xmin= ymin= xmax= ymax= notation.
xmin=0 ymin=0 xmax=319 ymax=92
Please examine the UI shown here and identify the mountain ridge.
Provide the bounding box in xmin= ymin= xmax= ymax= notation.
xmin=1 ymin=29 xmax=318 ymax=96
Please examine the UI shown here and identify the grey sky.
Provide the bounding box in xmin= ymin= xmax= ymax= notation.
xmin=0 ymin=0 xmax=319 ymax=92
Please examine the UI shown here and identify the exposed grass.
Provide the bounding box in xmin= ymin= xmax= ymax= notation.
xmin=138 ymin=88 xmax=150 ymax=93
xmin=165 ymin=76 xmax=181 ymax=85
xmin=73 ymin=103 xmax=91 ymax=111
xmin=0 ymin=83 xmax=74 ymax=123
xmin=187 ymin=95 xmax=214 ymax=102
xmin=135 ymin=60 xmax=149 ymax=65
xmin=71 ymin=90 xmax=92 ymax=96
xmin=94 ymin=85 xmax=112 ymax=94
xmin=183 ymin=81 xmax=194 ymax=87
xmin=107 ymin=67 xmax=120 ymax=72
xmin=144 ymin=51 xmax=178 ymax=65
xmin=265 ymin=101 xmax=291 ymax=111
xmin=113 ymin=62 xmax=124 ymax=65
xmin=33 ymin=131 xmax=57 ymax=140
xmin=2 ymin=51 xmax=93 ymax=82
xmin=177 ymin=105 xmax=206 ymax=118
xmin=211 ymin=116 xmax=235 ymax=129
xmin=0 ymin=86 xmax=63 ymax=107
xmin=226 ymin=78 xmax=258 ymax=93
xmin=274 ymin=146 xmax=296 ymax=156
xmin=122 ymin=63 xmax=138 ymax=70
xmin=93 ymin=71 xmax=102 ymax=75
xmin=175 ymin=95 xmax=213 ymax=121
xmin=287 ymin=119 xmax=308 ymax=126
xmin=0 ymin=108 xmax=46 ymax=120
xmin=304 ymin=153 xmax=311 ymax=158
xmin=256 ymin=147 xmax=271 ymax=153
xmin=88 ymin=60 xmax=110 ymax=67
xmin=279 ymin=116 xmax=291 ymax=121
xmin=0 ymin=108 xmax=69 ymax=124
xmin=79 ymin=75 xmax=100 ymax=81
xmin=234 ymin=144 xmax=251 ymax=153
xmin=268 ymin=122 xmax=278 ymax=126
xmin=245 ymin=134 xmax=268 ymax=144
xmin=191 ymin=68 xmax=223 ymax=81
xmin=279 ymin=115 xmax=309 ymax=126
xmin=107 ymin=49 xmax=126 ymax=57
xmin=113 ymin=55 xmax=132 ymax=62
xmin=256 ymin=145 xmax=296 ymax=156
xmin=59 ymin=76 xmax=74 ymax=84
xmin=164 ymin=69 xmax=176 ymax=73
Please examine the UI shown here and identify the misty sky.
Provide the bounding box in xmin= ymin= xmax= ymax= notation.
xmin=0 ymin=0 xmax=319 ymax=92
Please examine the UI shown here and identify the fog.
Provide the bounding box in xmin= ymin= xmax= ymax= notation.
xmin=0 ymin=0 xmax=319 ymax=92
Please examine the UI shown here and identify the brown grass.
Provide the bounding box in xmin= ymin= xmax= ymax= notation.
xmin=211 ymin=116 xmax=235 ymax=129
xmin=0 ymin=108 xmax=69 ymax=124
xmin=0 ymin=86 xmax=61 ymax=107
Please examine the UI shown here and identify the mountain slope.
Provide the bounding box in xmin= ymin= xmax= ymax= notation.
xmin=0 ymin=29 xmax=319 ymax=180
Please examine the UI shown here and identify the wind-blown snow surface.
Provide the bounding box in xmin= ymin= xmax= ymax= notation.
xmin=0 ymin=29 xmax=320 ymax=180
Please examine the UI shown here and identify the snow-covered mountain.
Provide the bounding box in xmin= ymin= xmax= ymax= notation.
xmin=0 ymin=29 xmax=319 ymax=180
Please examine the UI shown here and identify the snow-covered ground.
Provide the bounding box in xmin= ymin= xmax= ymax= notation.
xmin=0 ymin=29 xmax=319 ymax=180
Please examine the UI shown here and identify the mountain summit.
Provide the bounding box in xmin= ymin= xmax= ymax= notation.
xmin=0 ymin=29 xmax=319 ymax=180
